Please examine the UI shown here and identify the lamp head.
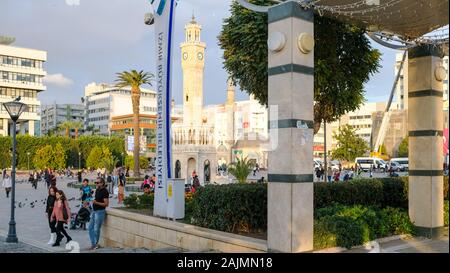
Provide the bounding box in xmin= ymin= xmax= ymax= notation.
xmin=3 ymin=101 xmax=27 ymax=121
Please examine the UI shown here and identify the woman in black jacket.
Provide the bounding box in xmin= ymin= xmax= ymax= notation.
xmin=45 ymin=186 xmax=58 ymax=245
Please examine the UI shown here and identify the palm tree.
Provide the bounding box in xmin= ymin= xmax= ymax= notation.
xmin=228 ymin=156 xmax=254 ymax=184
xmin=115 ymin=70 xmax=153 ymax=177
xmin=58 ymin=121 xmax=73 ymax=137
xmin=72 ymin=121 xmax=84 ymax=139
xmin=101 ymin=155 xmax=119 ymax=174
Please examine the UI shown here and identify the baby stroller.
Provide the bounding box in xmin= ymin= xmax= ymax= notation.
xmin=69 ymin=206 xmax=91 ymax=230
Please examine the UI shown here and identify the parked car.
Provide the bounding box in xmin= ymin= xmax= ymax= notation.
xmin=390 ymin=158 xmax=409 ymax=171
xmin=388 ymin=161 xmax=403 ymax=172
xmin=355 ymin=157 xmax=387 ymax=171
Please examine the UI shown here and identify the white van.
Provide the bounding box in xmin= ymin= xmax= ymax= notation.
xmin=390 ymin=158 xmax=409 ymax=171
xmin=355 ymin=157 xmax=387 ymax=171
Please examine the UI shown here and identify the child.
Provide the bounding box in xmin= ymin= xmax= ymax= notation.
xmin=80 ymin=179 xmax=93 ymax=204
xmin=118 ymin=179 xmax=125 ymax=204
xmin=75 ymin=201 xmax=91 ymax=230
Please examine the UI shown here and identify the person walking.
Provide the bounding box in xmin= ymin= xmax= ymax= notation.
xmin=45 ymin=186 xmax=58 ymax=245
xmin=2 ymin=172 xmax=12 ymax=198
xmin=327 ymin=166 xmax=333 ymax=183
xmin=50 ymin=190 xmax=72 ymax=246
xmin=88 ymin=177 xmax=109 ymax=250
xmin=29 ymin=172 xmax=37 ymax=190
xmin=117 ymin=179 xmax=125 ymax=204
xmin=44 ymin=169 xmax=51 ymax=188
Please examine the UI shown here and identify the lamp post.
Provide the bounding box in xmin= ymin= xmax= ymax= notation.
xmin=78 ymin=152 xmax=81 ymax=171
xmin=4 ymin=99 xmax=28 ymax=243
xmin=27 ymin=152 xmax=30 ymax=172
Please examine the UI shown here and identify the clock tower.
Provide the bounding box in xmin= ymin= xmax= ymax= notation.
xmin=180 ymin=15 xmax=206 ymax=127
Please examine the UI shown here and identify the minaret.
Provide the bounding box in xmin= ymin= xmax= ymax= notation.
xmin=180 ymin=15 xmax=206 ymax=127
xmin=225 ymin=78 xmax=235 ymax=148
xmin=226 ymin=78 xmax=235 ymax=105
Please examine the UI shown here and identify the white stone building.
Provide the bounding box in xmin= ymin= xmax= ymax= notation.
xmin=0 ymin=42 xmax=46 ymax=136
xmin=83 ymin=82 xmax=157 ymax=135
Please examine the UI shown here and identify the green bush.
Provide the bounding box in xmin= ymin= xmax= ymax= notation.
xmin=123 ymin=194 xmax=139 ymax=209
xmin=189 ymin=183 xmax=267 ymax=233
xmin=137 ymin=193 xmax=154 ymax=209
xmin=314 ymin=204 xmax=415 ymax=250
xmin=314 ymin=177 xmax=450 ymax=209
xmin=123 ymin=193 xmax=154 ymax=210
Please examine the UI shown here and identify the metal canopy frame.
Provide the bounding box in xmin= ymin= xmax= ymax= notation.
xmin=236 ymin=0 xmax=449 ymax=49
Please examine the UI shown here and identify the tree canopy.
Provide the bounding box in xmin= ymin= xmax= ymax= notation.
xmin=331 ymin=125 xmax=369 ymax=162
xmin=398 ymin=137 xmax=408 ymax=157
xmin=218 ymin=0 xmax=381 ymax=133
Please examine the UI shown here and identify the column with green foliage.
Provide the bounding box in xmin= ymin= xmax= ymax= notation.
xmin=267 ymin=1 xmax=314 ymax=252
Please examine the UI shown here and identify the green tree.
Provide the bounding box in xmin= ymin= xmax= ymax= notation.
xmin=331 ymin=125 xmax=369 ymax=162
xmin=398 ymin=137 xmax=408 ymax=157
xmin=53 ymin=143 xmax=67 ymax=169
xmin=101 ymin=155 xmax=119 ymax=173
xmin=124 ymin=155 xmax=148 ymax=170
xmin=228 ymin=156 xmax=254 ymax=184
xmin=33 ymin=145 xmax=54 ymax=170
xmin=86 ymin=146 xmax=103 ymax=169
xmin=115 ymin=70 xmax=154 ymax=177
xmin=0 ymin=137 xmax=11 ymax=169
xmin=218 ymin=0 xmax=381 ymax=133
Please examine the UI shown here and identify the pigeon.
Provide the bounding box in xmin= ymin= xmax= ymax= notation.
xmin=14 ymin=96 xmax=21 ymax=102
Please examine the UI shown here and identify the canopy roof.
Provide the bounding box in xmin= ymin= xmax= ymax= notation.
xmin=314 ymin=0 xmax=449 ymax=39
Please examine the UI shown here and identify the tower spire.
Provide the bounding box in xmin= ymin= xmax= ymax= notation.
xmin=191 ymin=10 xmax=196 ymax=24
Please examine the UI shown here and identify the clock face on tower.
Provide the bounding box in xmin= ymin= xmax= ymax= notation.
xmin=197 ymin=52 xmax=203 ymax=60
xmin=183 ymin=52 xmax=188 ymax=60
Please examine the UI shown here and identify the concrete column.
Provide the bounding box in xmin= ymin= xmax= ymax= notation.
xmin=1 ymin=119 xmax=8 ymax=136
xmin=267 ymin=1 xmax=314 ymax=252
xmin=408 ymin=45 xmax=445 ymax=238
xmin=28 ymin=120 xmax=35 ymax=136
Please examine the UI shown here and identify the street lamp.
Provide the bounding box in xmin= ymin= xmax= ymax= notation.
xmin=27 ymin=152 xmax=30 ymax=172
xmin=78 ymin=152 xmax=81 ymax=170
xmin=4 ymin=99 xmax=28 ymax=243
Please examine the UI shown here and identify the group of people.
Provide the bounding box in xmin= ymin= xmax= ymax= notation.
xmin=44 ymin=177 xmax=110 ymax=250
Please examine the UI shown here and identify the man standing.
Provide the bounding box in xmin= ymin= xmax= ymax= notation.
xmin=44 ymin=169 xmax=51 ymax=189
xmin=88 ymin=177 xmax=109 ymax=250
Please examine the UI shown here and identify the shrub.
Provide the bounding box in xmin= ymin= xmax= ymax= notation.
xmin=123 ymin=194 xmax=139 ymax=209
xmin=314 ymin=215 xmax=367 ymax=250
xmin=137 ymin=193 xmax=154 ymax=209
xmin=189 ymin=183 xmax=267 ymax=233
xmin=314 ymin=204 xmax=414 ymax=250
xmin=314 ymin=178 xmax=408 ymax=209
xmin=123 ymin=193 xmax=154 ymax=209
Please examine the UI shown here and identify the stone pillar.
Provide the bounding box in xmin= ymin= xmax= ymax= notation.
xmin=1 ymin=119 xmax=8 ymax=136
xmin=408 ymin=45 xmax=445 ymax=238
xmin=28 ymin=120 xmax=35 ymax=136
xmin=267 ymin=1 xmax=314 ymax=252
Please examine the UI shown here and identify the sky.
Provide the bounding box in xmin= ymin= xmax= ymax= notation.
xmin=0 ymin=0 xmax=400 ymax=106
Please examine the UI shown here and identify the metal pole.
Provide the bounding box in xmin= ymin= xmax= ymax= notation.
xmin=78 ymin=153 xmax=81 ymax=170
xmin=6 ymin=120 xmax=18 ymax=243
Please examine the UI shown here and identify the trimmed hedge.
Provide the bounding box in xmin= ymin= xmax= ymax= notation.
xmin=189 ymin=183 xmax=267 ymax=233
xmin=188 ymin=178 xmax=449 ymax=246
xmin=315 ymin=176 xmax=449 ymax=209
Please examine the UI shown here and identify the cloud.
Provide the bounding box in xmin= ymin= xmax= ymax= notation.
xmin=43 ymin=73 xmax=74 ymax=88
